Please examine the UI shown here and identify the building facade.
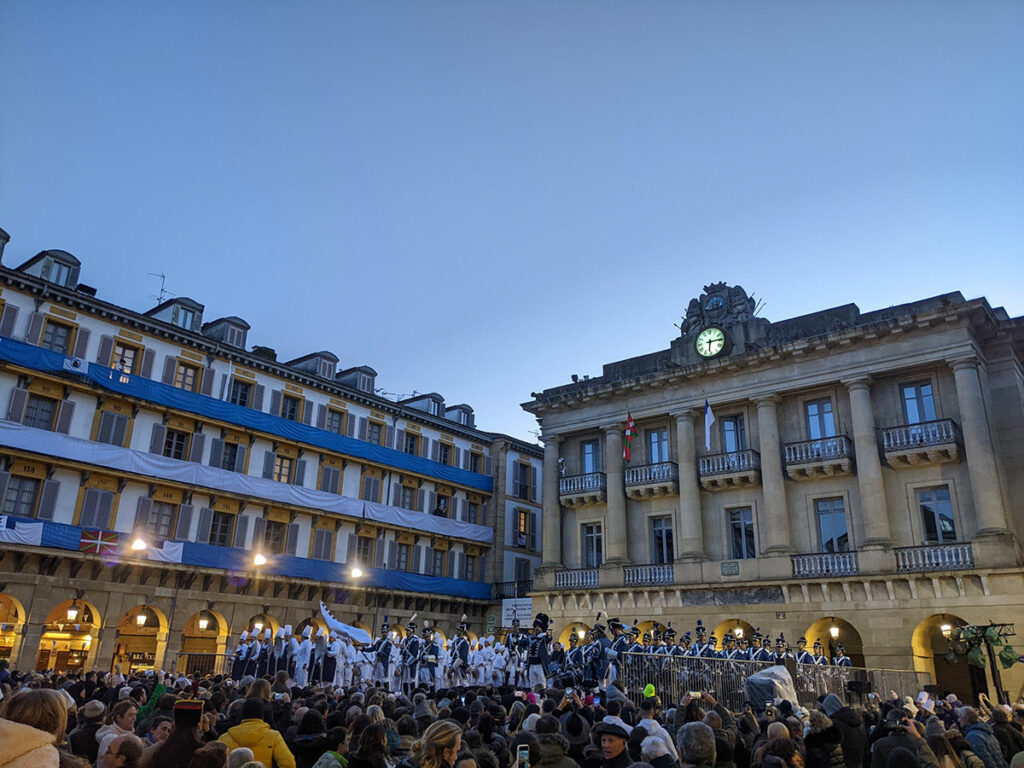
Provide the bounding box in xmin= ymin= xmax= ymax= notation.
xmin=524 ymin=282 xmax=1024 ymax=701
xmin=0 ymin=230 xmax=541 ymax=675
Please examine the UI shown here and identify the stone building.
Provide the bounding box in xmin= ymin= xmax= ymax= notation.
xmin=0 ymin=228 xmax=541 ymax=675
xmin=524 ymin=282 xmax=1024 ymax=701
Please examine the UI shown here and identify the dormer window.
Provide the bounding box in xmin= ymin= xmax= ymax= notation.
xmin=357 ymin=373 xmax=373 ymax=393
xmin=428 ymin=400 xmax=441 ymax=416
xmin=320 ymin=360 xmax=334 ymax=379
xmin=225 ymin=326 xmax=245 ymax=347
xmin=14 ymin=249 xmax=81 ymax=289
xmin=457 ymin=411 xmax=469 ymax=426
xmin=177 ymin=307 xmax=196 ymax=331
xmin=145 ymin=297 xmax=204 ymax=333
xmin=51 ymin=261 xmax=72 ymax=287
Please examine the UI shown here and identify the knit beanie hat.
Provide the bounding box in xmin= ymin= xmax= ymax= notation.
xmin=925 ymin=716 xmax=946 ymax=740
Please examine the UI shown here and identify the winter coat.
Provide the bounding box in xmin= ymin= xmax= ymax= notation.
xmin=220 ymin=718 xmax=297 ymax=768
xmin=805 ymin=726 xmax=845 ymax=768
xmin=313 ymin=753 xmax=349 ymax=768
xmin=0 ymin=717 xmax=59 ymax=768
xmin=96 ymin=722 xmax=134 ymax=759
xmin=292 ymin=733 xmax=329 ymax=768
xmin=67 ymin=721 xmax=102 ymax=763
xmin=870 ymin=731 xmax=940 ymax=768
xmin=540 ymin=733 xmax=582 ymax=768
xmin=991 ymin=722 xmax=1024 ymax=763
xmin=964 ymin=722 xmax=1009 ymax=768
xmin=830 ymin=708 xmax=868 ymax=768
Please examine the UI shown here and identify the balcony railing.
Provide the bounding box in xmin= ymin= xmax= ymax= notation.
xmin=792 ymin=551 xmax=859 ymax=578
xmin=559 ymin=472 xmax=607 ymax=495
xmin=882 ymin=419 xmax=959 ymax=451
xmin=555 ymin=568 xmax=599 ymax=589
xmin=699 ymin=449 xmax=761 ymax=476
xmin=623 ymin=563 xmax=675 ymax=586
xmin=784 ymin=436 xmax=852 ymax=465
xmin=895 ymin=543 xmax=974 ymax=573
xmin=625 ymin=462 xmax=679 ymax=486
xmin=492 ymin=580 xmax=533 ymax=600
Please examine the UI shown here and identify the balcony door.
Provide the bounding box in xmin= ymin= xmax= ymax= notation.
xmin=581 ymin=440 xmax=600 ymax=474
xmin=721 ymin=415 xmax=746 ymax=453
xmin=902 ymin=382 xmax=937 ymax=424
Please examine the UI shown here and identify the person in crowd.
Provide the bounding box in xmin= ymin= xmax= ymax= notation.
xmin=0 ymin=714 xmax=62 ymax=767
xmin=188 ymin=741 xmax=229 ymax=768
xmin=821 ymin=695 xmax=867 ymax=768
xmin=348 ymin=721 xmax=395 ymax=768
xmin=955 ymin=708 xmax=1007 ymax=768
xmin=100 ymin=734 xmax=146 ymax=768
xmin=143 ymin=715 xmax=173 ymax=747
xmin=924 ymin=717 xmax=964 ymax=768
xmin=804 ymin=711 xmax=844 ymax=768
xmin=98 ymin=700 xmax=140 ymax=760
xmin=534 ymin=713 xmax=580 ymax=768
xmin=69 ymin=698 xmax=106 ymax=763
xmin=988 ymin=709 xmax=1024 ymax=763
xmin=0 ymin=688 xmax=89 ymax=768
xmin=678 ymin=722 xmax=716 ymax=768
xmin=593 ymin=721 xmax=633 ymax=768
xmin=312 ymin=726 xmax=349 ymax=768
xmin=227 ymin=747 xmax=257 ymax=768
xmin=291 ymin=710 xmax=329 ymax=768
xmin=405 ymin=720 xmax=463 ymax=768
xmin=220 ymin=697 xmax=296 ymax=768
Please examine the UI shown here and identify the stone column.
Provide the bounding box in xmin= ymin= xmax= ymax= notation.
xmin=91 ymin=626 xmax=120 ymax=673
xmin=844 ymin=377 xmax=892 ymax=547
xmin=755 ymin=396 xmax=791 ymax=554
xmin=541 ymin=436 xmax=563 ymax=568
xmin=12 ymin=621 xmax=44 ymax=671
xmin=603 ymin=425 xmax=629 ymax=563
xmin=950 ymin=357 xmax=1010 ymax=536
xmin=674 ymin=410 xmax=706 ymax=560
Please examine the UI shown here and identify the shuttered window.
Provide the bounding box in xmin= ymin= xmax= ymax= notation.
xmin=2 ymin=476 xmax=39 ymax=517
xmin=264 ymin=520 xmax=287 ymax=554
xmin=41 ymin=320 xmax=73 ymax=353
xmin=148 ymin=502 xmax=177 ymax=539
xmin=311 ymin=528 xmax=335 ymax=560
xmin=163 ymin=429 xmax=189 ymax=460
xmin=209 ymin=511 xmax=234 ymax=546
xmin=273 ymin=455 xmax=293 ymax=483
xmin=281 ymin=395 xmax=301 ymax=421
xmin=228 ymin=379 xmax=252 ymax=407
xmin=396 ymin=543 xmax=410 ymax=571
xmin=79 ymin=488 xmax=114 ymax=529
xmin=112 ymin=342 xmax=140 ymax=374
xmin=326 ymin=410 xmax=345 ymax=434
xmin=24 ymin=395 xmax=57 ymax=430
xmin=431 ymin=551 xmax=444 ymax=577
xmin=463 ymin=554 xmax=476 ymax=580
xmin=96 ymin=411 xmax=129 ymax=446
xmin=174 ymin=362 xmax=200 ymax=392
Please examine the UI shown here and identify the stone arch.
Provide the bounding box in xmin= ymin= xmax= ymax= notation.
xmin=37 ymin=598 xmax=102 ymax=673
xmin=637 ymin=620 xmax=667 ymax=644
xmin=912 ymin=613 xmax=980 ymax=702
xmin=0 ymin=592 xmax=26 ymax=663
xmin=243 ymin=613 xmax=280 ymax=637
xmin=804 ymin=616 xmax=864 ymax=667
xmin=713 ymin=618 xmax=756 ymax=645
xmin=181 ymin=609 xmax=230 ymax=676
xmin=295 ymin=615 xmax=327 ymax=640
xmin=558 ymin=622 xmax=591 ymax=647
xmin=113 ymin=604 xmax=169 ymax=673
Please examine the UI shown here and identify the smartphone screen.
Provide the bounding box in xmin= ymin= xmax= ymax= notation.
xmin=517 ymin=745 xmax=530 ymax=768
xmin=593 ymin=696 xmax=601 ymax=705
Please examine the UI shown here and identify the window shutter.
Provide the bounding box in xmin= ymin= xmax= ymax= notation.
xmin=387 ymin=542 xmax=397 ymax=569
xmin=446 ymin=552 xmax=456 ymax=579
xmin=320 ymin=466 xmax=340 ymax=494
xmin=431 ymin=441 xmax=440 ymax=462
xmin=345 ymin=415 xmax=356 ymax=437
xmin=150 ymin=424 xmax=167 ymax=455
xmin=454 ymin=447 xmax=462 ymax=469
xmin=512 ymin=470 xmax=521 ymax=499
xmin=374 ymin=540 xmax=385 ymax=568
xmin=112 ymin=414 xmax=128 ymax=447
xmin=420 ymin=438 xmax=431 ymax=459
xmin=161 ymin=357 xmax=177 ymax=385
xmin=262 ymin=451 xmax=275 ymax=479
xmin=253 ymin=517 xmax=267 ymax=549
xmin=234 ymin=516 xmax=248 ymax=548
xmin=175 ymin=505 xmax=194 ymax=540
xmin=201 ymin=369 xmax=215 ymax=396
xmin=97 ymin=412 xmax=115 ymax=444
xmin=413 ymin=546 xmax=422 ymax=574
xmin=55 ymin=400 xmax=75 ymax=434
xmin=7 ymin=387 xmax=28 ymax=423
xmin=197 ymin=508 xmax=214 ymax=543
xmin=140 ymin=349 xmax=156 ymax=378
xmin=252 ymin=384 xmax=265 ymax=411
xmin=208 ymin=438 xmax=224 ymax=468
xmin=391 ymin=482 xmax=400 ymax=506
xmin=94 ymin=490 xmax=114 ymax=529
xmin=478 ymin=553 xmax=487 ymax=581
xmin=134 ymin=497 xmax=153 ymax=533
xmin=189 ymin=433 xmax=205 ymax=462
xmin=427 ymin=491 xmax=436 ymax=513
xmin=358 ymin=418 xmax=368 ymax=441
xmin=285 ymin=523 xmax=299 ymax=555
xmin=386 ymin=425 xmax=395 ymax=449
xmin=218 ymin=373 xmax=228 ymax=399
xmin=462 ymin=450 xmax=471 ymax=470
xmin=458 ymin=498 xmax=467 ymax=522
xmin=302 ymin=399 xmax=313 ymax=425
xmin=37 ymin=479 xmax=60 ymax=520
xmin=370 ymin=477 xmax=381 ymax=501
xmin=347 ymin=533 xmax=357 ymax=562
xmin=0 ymin=471 xmax=9 ymax=505
xmin=234 ymin=445 xmax=247 ymax=473
xmin=269 ymin=389 xmax=282 ymax=416
xmin=0 ymin=303 xmax=19 ymax=338
xmin=530 ymin=466 xmax=538 ymax=501
xmin=530 ymin=511 xmax=538 ymax=550
xmin=480 ymin=500 xmax=488 ymax=525
xmin=417 ymin=489 xmax=425 ymax=512
xmin=72 ymin=327 xmax=90 ymax=359
xmin=25 ymin=312 xmax=44 ymax=345
xmin=294 ymin=460 xmax=306 ymax=486
xmin=395 ymin=430 xmax=405 ymax=452
xmin=484 ymin=456 xmax=493 ymax=475
xmin=316 ymin=404 xmax=327 ymax=430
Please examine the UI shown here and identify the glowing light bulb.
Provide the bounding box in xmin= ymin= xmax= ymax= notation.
xmin=351 ymin=567 xmax=364 ymax=578
xmin=131 ymin=538 xmax=147 ymax=551
xmin=253 ymin=553 xmax=267 ymax=566
xmin=829 ymin=626 xmax=840 ymax=639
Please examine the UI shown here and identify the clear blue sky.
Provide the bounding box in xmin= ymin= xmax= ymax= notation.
xmin=2 ymin=1 xmax=1021 ymax=441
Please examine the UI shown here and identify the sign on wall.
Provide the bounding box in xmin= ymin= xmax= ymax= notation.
xmin=502 ymin=598 xmax=533 ymax=628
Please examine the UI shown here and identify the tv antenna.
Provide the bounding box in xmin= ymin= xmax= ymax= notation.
xmin=148 ymin=273 xmax=173 ymax=304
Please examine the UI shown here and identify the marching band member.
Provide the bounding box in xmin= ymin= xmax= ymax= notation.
xmin=328 ymin=632 xmax=344 ymax=688
xmin=480 ymin=638 xmax=495 ymax=684
xmin=400 ymin=615 xmax=421 ymax=694
xmin=795 ymin=637 xmax=815 ymax=665
xmin=371 ymin=617 xmax=393 ymax=685
xmin=812 ymin=639 xmax=830 ymax=666
xmin=586 ymin=612 xmax=612 ymax=686
xmin=325 ymin=630 xmax=341 ymax=686
xmin=256 ymin=628 xmax=272 ymax=676
xmin=607 ymin=618 xmax=629 ymax=685
xmin=294 ymin=626 xmax=313 ymax=686
xmin=451 ymin=617 xmax=471 ymax=686
xmin=526 ymin=612 xmax=552 ymax=689
xmin=271 ymin=628 xmax=285 ymax=677
xmin=832 ymin=644 xmax=852 ymax=667
xmin=243 ymin=631 xmax=261 ymax=677
xmin=419 ymin=625 xmax=441 ymax=689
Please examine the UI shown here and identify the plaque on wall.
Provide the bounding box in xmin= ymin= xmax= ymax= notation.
xmin=721 ymin=561 xmax=740 ymax=576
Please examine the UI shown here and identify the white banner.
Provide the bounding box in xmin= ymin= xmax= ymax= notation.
xmin=501 ymin=597 xmax=533 ymax=628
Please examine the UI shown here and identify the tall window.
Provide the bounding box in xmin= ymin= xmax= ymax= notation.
xmin=281 ymin=395 xmax=301 ymax=422
xmin=582 ymin=523 xmax=603 ymax=568
xmin=805 ymin=399 xmax=836 ymax=440
xmin=148 ymin=502 xmax=177 ymax=539
xmin=396 ymin=543 xmax=410 ymax=570
xmin=272 ymin=455 xmax=293 ymax=483
xmin=902 ymin=382 xmax=937 ymax=424
xmin=228 ymin=379 xmax=251 ymax=407
xmin=209 ymin=512 xmax=234 ymax=547
xmin=815 ymin=497 xmax=849 ymax=552
xmin=264 ymin=520 xmax=287 ymax=554
xmin=2 ymin=476 xmax=39 ymax=517
xmin=438 ymin=443 xmax=451 ymax=465
xmin=647 ymin=429 xmax=669 ymax=463
xmin=326 ymin=410 xmax=345 ymax=434
xmin=367 ymin=422 xmax=383 ymax=445
xmin=360 ymin=474 xmax=381 ymax=502
xmin=354 ymin=536 xmax=374 ymax=563
xmin=163 ymin=429 xmax=190 ymax=460
xmin=728 ymin=507 xmax=756 ymax=560
xmin=650 ymin=516 xmax=674 ymax=564
xmin=112 ymin=342 xmax=139 ymax=374
xmin=41 ymin=321 xmax=73 ymax=354
xmin=51 ymin=260 xmax=72 ymax=286
xmin=581 ymin=440 xmax=600 ymax=474
xmin=514 ymin=462 xmax=532 ymax=499
xmin=722 ymin=415 xmax=747 ymax=452
xmin=516 ymin=509 xmax=531 ymax=548
xmin=311 ymin=529 xmax=334 ymax=560
xmin=174 ymin=363 xmax=199 ymax=392
xmin=469 ymin=453 xmax=482 ymax=473
xmin=24 ymin=395 xmax=58 ymax=430
xmin=398 ymin=486 xmax=415 ymax=510
xmin=177 ymin=307 xmax=196 ymax=330
xmin=467 ymin=501 xmax=479 ymax=524
xmin=919 ymin=486 xmax=957 ymax=542
xmin=219 ymin=442 xmax=239 ymax=471
xmin=515 ymin=557 xmax=531 ymax=583
xmin=404 ymin=434 xmax=419 ymax=455
xmin=431 ymin=550 xmax=444 ymax=576
xmin=462 ymin=554 xmax=476 ymax=580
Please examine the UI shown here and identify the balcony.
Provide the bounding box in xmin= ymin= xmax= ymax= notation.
xmin=492 ymin=580 xmax=533 ymax=600
xmin=792 ymin=551 xmax=859 ymax=578
xmin=784 ymin=436 xmax=854 ymax=481
xmin=895 ymin=543 xmax=974 ymax=573
xmin=882 ymin=419 xmax=960 ymax=468
xmin=698 ymin=449 xmax=761 ymax=491
xmin=625 ymin=462 xmax=679 ymax=499
xmin=623 ymin=563 xmax=675 ymax=586
xmin=554 ymin=568 xmax=599 ymax=589
xmin=559 ymin=472 xmax=607 ymax=507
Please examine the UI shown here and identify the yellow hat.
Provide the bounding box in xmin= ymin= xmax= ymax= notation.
xmin=643 ymin=684 xmax=656 ymax=698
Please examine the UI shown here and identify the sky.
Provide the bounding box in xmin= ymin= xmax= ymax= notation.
xmin=1 ymin=1 xmax=1022 ymax=442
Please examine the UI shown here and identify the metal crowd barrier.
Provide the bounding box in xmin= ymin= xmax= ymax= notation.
xmin=619 ymin=652 xmax=930 ymax=711
xmin=175 ymin=653 xmax=232 ymax=677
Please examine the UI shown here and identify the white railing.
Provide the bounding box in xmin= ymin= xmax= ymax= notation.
xmin=784 ymin=436 xmax=852 ymax=465
xmin=554 ymin=568 xmax=600 ymax=589
xmin=623 ymin=563 xmax=675 ymax=586
xmin=895 ymin=543 xmax=974 ymax=572
xmin=625 ymin=462 xmax=679 ymax=486
xmin=791 ymin=551 xmax=859 ymax=578
xmin=699 ymin=449 xmax=761 ymax=476
xmin=882 ymin=419 xmax=958 ymax=451
xmin=559 ymin=472 xmax=607 ymax=495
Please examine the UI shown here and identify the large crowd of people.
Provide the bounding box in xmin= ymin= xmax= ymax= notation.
xmin=1 ymin=612 xmax=1022 ymax=768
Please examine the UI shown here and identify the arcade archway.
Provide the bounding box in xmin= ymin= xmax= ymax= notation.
xmin=558 ymin=622 xmax=591 ymax=647
xmin=113 ymin=605 xmax=168 ymax=673
xmin=713 ymin=619 xmax=756 ymax=645
xmin=0 ymin=593 xmax=25 ymax=665
xmin=37 ymin=598 xmax=100 ymax=673
xmin=912 ymin=614 xmax=982 ymax=702
xmin=804 ymin=617 xmax=864 ymax=667
xmin=182 ymin=609 xmax=229 ymax=676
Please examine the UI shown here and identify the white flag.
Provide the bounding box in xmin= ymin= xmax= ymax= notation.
xmin=704 ymin=399 xmax=716 ymax=451
xmin=63 ymin=356 xmax=87 ymax=373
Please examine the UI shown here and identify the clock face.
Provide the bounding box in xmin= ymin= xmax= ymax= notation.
xmin=695 ymin=327 xmax=726 ymax=358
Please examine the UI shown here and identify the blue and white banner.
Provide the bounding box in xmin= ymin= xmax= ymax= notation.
xmin=0 ymin=515 xmax=44 ymax=546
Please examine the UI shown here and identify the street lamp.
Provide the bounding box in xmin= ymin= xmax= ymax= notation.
xmin=253 ymin=621 xmax=264 ymax=633
xmin=351 ymin=566 xmax=364 ymax=579
xmin=131 ymin=537 xmax=147 ymax=551
xmin=829 ymin=625 xmax=840 ymax=639
xmin=941 ymin=623 xmax=953 ymax=639
xmin=198 ymin=614 xmax=210 ymax=631
xmin=253 ymin=553 xmax=267 ymax=566
xmin=136 ymin=611 xmax=147 ymax=627
xmin=577 ymin=629 xmax=585 ymax=640
xmin=734 ymin=627 xmax=744 ymax=639
xmin=67 ymin=601 xmax=79 ymax=622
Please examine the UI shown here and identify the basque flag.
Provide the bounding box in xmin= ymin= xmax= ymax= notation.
xmin=79 ymin=529 xmax=118 ymax=556
xmin=623 ymin=412 xmax=637 ymax=462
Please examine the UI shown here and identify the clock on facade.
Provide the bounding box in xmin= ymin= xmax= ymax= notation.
xmin=695 ymin=327 xmax=726 ymax=358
